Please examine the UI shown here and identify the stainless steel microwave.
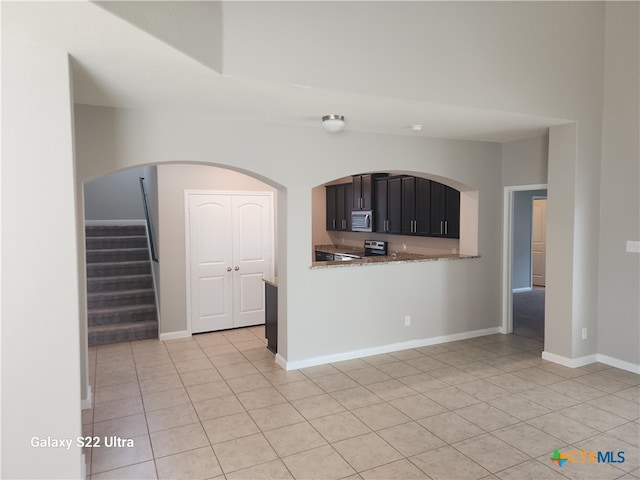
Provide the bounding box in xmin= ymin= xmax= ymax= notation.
xmin=351 ymin=210 xmax=373 ymax=232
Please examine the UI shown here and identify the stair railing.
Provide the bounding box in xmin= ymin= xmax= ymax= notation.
xmin=139 ymin=177 xmax=159 ymax=262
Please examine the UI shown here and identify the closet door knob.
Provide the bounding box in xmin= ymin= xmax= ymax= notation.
xmin=234 ymin=266 xmax=239 ymax=271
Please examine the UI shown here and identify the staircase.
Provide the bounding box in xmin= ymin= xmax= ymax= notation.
xmin=86 ymin=225 xmax=158 ymax=346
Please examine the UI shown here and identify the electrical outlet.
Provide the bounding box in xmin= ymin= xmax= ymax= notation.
xmin=582 ymin=328 xmax=588 ymax=340
xmin=404 ymin=315 xmax=411 ymax=326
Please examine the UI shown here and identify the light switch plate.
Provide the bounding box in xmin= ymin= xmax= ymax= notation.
xmin=626 ymin=241 xmax=640 ymax=253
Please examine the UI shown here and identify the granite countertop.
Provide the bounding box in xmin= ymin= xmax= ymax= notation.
xmin=313 ymin=244 xmax=479 ymax=268
xmin=263 ymin=277 xmax=278 ymax=287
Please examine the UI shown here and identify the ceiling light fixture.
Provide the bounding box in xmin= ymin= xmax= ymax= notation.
xmin=322 ymin=114 xmax=345 ymax=133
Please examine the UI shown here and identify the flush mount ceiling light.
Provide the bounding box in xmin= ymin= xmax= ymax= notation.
xmin=322 ymin=114 xmax=345 ymax=133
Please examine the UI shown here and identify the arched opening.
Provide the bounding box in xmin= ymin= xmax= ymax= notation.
xmin=78 ymin=162 xmax=286 ymax=406
xmin=311 ymin=170 xmax=479 ymax=262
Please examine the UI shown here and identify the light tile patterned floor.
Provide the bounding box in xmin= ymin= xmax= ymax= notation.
xmin=84 ymin=329 xmax=640 ymax=480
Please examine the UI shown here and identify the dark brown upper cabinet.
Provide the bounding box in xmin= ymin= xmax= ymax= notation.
xmin=326 ymin=183 xmax=352 ymax=231
xmin=352 ymin=174 xmax=386 ymax=211
xmin=374 ymin=176 xmax=402 ymax=234
xmin=429 ymin=182 xmax=460 ymax=238
xmin=401 ymin=176 xmax=431 ymax=236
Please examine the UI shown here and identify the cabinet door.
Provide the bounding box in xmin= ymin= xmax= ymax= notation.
xmin=387 ymin=177 xmax=402 ymax=234
xmin=429 ymin=182 xmax=460 ymax=238
xmin=361 ymin=174 xmax=373 ymax=210
xmin=429 ymin=181 xmax=447 ymax=236
xmin=445 ymin=186 xmax=460 ymax=238
xmin=352 ymin=175 xmax=363 ymax=210
xmin=353 ymin=174 xmax=380 ymax=210
xmin=345 ymin=183 xmax=353 ymax=230
xmin=401 ymin=177 xmax=416 ymax=234
xmin=336 ymin=184 xmax=347 ymax=230
xmin=414 ymin=177 xmax=431 ymax=236
xmin=325 ymin=185 xmax=337 ymax=231
xmin=374 ymin=179 xmax=388 ymax=233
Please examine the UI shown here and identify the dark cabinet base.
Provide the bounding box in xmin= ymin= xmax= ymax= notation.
xmin=265 ymin=283 xmax=277 ymax=353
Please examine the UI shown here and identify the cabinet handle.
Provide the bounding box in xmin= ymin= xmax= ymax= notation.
xmin=332 ymin=219 xmax=336 ymax=229
xmin=444 ymin=221 xmax=448 ymax=236
xmin=440 ymin=221 xmax=444 ymax=235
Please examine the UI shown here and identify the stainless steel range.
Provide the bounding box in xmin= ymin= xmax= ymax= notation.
xmin=364 ymin=240 xmax=388 ymax=256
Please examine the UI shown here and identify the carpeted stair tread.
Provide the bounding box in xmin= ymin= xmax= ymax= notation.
xmin=86 ymin=235 xmax=148 ymax=249
xmin=87 ymin=274 xmax=153 ymax=293
xmin=87 ymin=260 xmax=151 ymax=278
xmin=88 ymin=321 xmax=158 ymax=346
xmin=89 ymin=304 xmax=157 ymax=326
xmin=86 ymin=248 xmax=150 ymax=263
xmin=86 ymin=225 xmax=146 ymax=237
xmin=87 ymin=288 xmax=156 ymax=308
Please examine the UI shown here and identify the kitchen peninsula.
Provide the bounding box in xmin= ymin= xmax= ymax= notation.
xmin=313 ymin=244 xmax=478 ymax=268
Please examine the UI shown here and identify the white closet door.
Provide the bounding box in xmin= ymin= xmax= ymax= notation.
xmin=189 ymin=194 xmax=233 ymax=333
xmin=232 ymin=195 xmax=273 ymax=328
xmin=188 ymin=192 xmax=273 ymax=334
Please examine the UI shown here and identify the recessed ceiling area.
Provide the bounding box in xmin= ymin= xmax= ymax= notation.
xmin=4 ymin=1 xmax=570 ymax=143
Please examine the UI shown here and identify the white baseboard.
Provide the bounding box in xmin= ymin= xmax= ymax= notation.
xmin=278 ymin=327 xmax=501 ymax=371
xmin=542 ymin=351 xmax=597 ymax=368
xmin=159 ymin=330 xmax=191 ymax=341
xmin=542 ymin=351 xmax=640 ymax=374
xmin=596 ymin=354 xmax=640 ymax=374
xmin=85 ymin=219 xmax=145 ymax=226
xmin=275 ymin=354 xmax=287 ymax=370
xmin=81 ymin=385 xmax=92 ymax=410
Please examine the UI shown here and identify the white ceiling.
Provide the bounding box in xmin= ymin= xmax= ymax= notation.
xmin=3 ymin=1 xmax=569 ymax=143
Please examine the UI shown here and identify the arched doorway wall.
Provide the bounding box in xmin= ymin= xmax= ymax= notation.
xmin=77 ymin=161 xmax=286 ymax=408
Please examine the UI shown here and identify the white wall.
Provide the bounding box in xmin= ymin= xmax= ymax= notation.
xmin=598 ymin=2 xmax=640 ymax=368
xmin=84 ymin=166 xmax=145 ymax=220
xmin=95 ymin=1 xmax=223 ymax=73
xmin=1 ymin=45 xmax=82 ymax=479
xmin=502 ymin=135 xmax=549 ymax=187
xmin=545 ymin=124 xmax=579 ymax=359
xmin=157 ymin=164 xmax=278 ymax=335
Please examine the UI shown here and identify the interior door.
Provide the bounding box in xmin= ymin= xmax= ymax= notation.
xmin=532 ymin=198 xmax=547 ymax=286
xmin=189 ymin=194 xmax=233 ymax=333
xmin=188 ymin=192 xmax=273 ymax=334
xmin=232 ymin=195 xmax=273 ymax=328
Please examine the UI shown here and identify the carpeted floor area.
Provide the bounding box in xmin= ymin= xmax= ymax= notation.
xmin=513 ymin=288 xmax=545 ymax=343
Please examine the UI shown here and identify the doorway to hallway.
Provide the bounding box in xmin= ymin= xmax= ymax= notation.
xmin=502 ymin=184 xmax=548 ymax=344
